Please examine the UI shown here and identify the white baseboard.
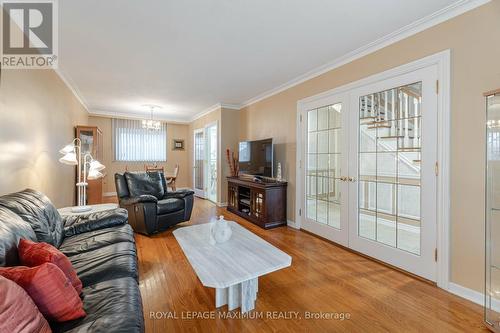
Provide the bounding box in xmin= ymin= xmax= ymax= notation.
xmin=287 ymin=220 xmax=300 ymax=229
xmin=446 ymin=282 xmax=500 ymax=311
xmin=217 ymin=202 xmax=228 ymax=207
xmin=448 ymin=283 xmax=484 ymax=306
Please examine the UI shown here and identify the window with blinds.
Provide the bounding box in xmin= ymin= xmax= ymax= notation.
xmin=112 ymin=118 xmax=167 ymax=162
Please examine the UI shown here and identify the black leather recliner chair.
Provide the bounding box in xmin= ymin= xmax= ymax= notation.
xmin=115 ymin=171 xmax=194 ymax=235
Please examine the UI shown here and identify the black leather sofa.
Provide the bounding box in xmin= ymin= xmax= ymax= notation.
xmin=115 ymin=171 xmax=194 ymax=235
xmin=0 ymin=189 xmax=144 ymax=333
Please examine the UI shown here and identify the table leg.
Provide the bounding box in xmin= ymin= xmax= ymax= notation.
xmin=241 ymin=278 xmax=258 ymax=313
xmin=227 ymin=284 xmax=241 ymax=311
xmin=214 ymin=277 xmax=259 ymax=313
xmin=215 ymin=287 xmax=227 ymax=308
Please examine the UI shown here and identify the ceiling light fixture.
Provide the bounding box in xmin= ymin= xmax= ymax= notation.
xmin=142 ymin=104 xmax=162 ymax=130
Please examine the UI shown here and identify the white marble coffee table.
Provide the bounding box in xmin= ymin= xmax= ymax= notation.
xmin=173 ymin=221 xmax=291 ymax=313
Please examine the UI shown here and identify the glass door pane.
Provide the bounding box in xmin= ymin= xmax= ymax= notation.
xmin=194 ymin=130 xmax=205 ymax=196
xmin=358 ymin=82 xmax=422 ymax=255
xmin=306 ymin=103 xmax=343 ymax=229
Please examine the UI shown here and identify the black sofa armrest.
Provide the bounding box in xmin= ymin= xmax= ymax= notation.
xmin=163 ymin=189 xmax=195 ymax=200
xmin=62 ymin=208 xmax=128 ymax=238
xmin=120 ymin=195 xmax=158 ymax=206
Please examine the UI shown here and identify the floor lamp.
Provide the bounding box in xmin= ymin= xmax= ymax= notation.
xmin=59 ymin=138 xmax=105 ymax=213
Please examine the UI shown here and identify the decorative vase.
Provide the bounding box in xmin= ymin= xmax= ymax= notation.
xmin=209 ymin=215 xmax=232 ymax=245
xmin=226 ymin=148 xmax=239 ymax=177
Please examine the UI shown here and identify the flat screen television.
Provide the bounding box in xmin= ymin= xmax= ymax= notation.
xmin=238 ymin=138 xmax=273 ymax=177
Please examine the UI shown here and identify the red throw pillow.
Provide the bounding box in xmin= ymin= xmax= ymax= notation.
xmin=0 ymin=263 xmax=86 ymax=322
xmin=0 ymin=275 xmax=52 ymax=333
xmin=18 ymin=238 xmax=83 ymax=294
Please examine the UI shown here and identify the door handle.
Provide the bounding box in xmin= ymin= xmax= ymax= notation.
xmin=339 ymin=176 xmax=348 ymax=182
xmin=348 ymin=177 xmax=356 ymax=182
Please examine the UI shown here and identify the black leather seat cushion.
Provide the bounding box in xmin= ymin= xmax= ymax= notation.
xmin=59 ymin=224 xmax=135 ymax=256
xmin=157 ymin=198 xmax=184 ymax=215
xmin=66 ymin=241 xmax=138 ymax=287
xmin=0 ymin=189 xmax=64 ymax=247
xmin=0 ymin=207 xmax=37 ymax=267
xmin=51 ymin=277 xmax=144 ymax=333
xmin=124 ymin=172 xmax=164 ymax=200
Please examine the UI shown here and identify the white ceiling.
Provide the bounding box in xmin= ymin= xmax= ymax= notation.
xmin=58 ymin=0 xmax=475 ymax=122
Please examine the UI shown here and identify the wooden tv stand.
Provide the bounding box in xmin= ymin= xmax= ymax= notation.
xmin=227 ymin=176 xmax=287 ymax=229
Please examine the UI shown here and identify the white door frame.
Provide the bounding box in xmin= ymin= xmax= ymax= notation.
xmin=296 ymin=50 xmax=451 ymax=288
xmin=193 ymin=127 xmax=206 ymax=198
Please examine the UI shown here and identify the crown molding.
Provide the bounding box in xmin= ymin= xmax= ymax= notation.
xmin=89 ymin=109 xmax=191 ymax=124
xmin=219 ymin=103 xmax=241 ymax=110
xmin=239 ymin=0 xmax=490 ymax=109
xmin=190 ymin=103 xmax=222 ymax=122
xmin=54 ymin=67 xmax=90 ymax=112
xmin=189 ymin=102 xmax=241 ymax=122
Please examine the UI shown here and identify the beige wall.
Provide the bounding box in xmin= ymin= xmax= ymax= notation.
xmin=220 ymin=108 xmax=241 ymax=203
xmin=88 ymin=116 xmax=189 ymax=193
xmin=0 ymin=70 xmax=88 ymax=208
xmin=239 ymin=1 xmax=500 ymax=293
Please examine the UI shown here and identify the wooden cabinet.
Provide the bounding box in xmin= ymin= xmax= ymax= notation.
xmin=227 ymin=177 xmax=287 ymax=229
xmin=75 ymin=126 xmax=103 ymax=205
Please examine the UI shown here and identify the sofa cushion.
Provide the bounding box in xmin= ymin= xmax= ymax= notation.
xmin=62 ymin=208 xmax=128 ymax=238
xmin=157 ymin=198 xmax=184 ymax=215
xmin=0 ymin=207 xmax=37 ymax=267
xmin=124 ymin=171 xmax=164 ymax=200
xmin=66 ymin=242 xmax=138 ymax=287
xmin=51 ymin=277 xmax=143 ymax=333
xmin=59 ymin=224 xmax=135 ymax=256
xmin=0 ymin=263 xmax=86 ymax=322
xmin=0 ymin=275 xmax=52 ymax=333
xmin=19 ymin=238 xmax=83 ymax=294
xmin=0 ymin=189 xmax=64 ymax=247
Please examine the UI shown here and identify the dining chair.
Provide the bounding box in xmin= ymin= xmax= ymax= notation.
xmin=167 ymin=164 xmax=179 ymax=191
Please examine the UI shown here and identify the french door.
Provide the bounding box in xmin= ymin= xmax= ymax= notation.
xmin=193 ymin=129 xmax=205 ymax=197
xmin=193 ymin=122 xmax=218 ymax=202
xmin=300 ymin=93 xmax=349 ymax=246
xmin=299 ymin=64 xmax=438 ymax=281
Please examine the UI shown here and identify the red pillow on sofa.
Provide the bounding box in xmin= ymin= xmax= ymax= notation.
xmin=0 ymin=275 xmax=52 ymax=333
xmin=0 ymin=263 xmax=86 ymax=322
xmin=18 ymin=238 xmax=83 ymax=294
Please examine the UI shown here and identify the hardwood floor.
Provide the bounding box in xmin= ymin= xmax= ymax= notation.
xmin=135 ymin=198 xmax=486 ymax=332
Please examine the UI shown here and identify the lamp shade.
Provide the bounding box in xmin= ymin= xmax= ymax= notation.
xmin=89 ymin=160 xmax=105 ymax=172
xmin=87 ymin=169 xmax=103 ymax=180
xmin=59 ymin=152 xmax=78 ymax=165
xmin=59 ymin=144 xmax=75 ymax=154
